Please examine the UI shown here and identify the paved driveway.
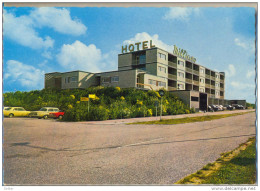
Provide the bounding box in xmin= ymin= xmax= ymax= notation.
xmin=3 ymin=110 xmax=256 ymax=185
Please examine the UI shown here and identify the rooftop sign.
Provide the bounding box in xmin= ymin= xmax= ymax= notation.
xmin=173 ymin=45 xmax=196 ymax=63
xmin=122 ymin=40 xmax=155 ymax=53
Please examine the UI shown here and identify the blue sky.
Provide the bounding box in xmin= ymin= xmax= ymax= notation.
xmin=3 ymin=6 xmax=256 ymax=103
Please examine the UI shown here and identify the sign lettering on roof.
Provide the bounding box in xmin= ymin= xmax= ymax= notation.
xmin=122 ymin=40 xmax=155 ymax=53
xmin=173 ymin=45 xmax=196 ymax=63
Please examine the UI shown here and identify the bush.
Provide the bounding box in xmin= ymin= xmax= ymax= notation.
xmin=4 ymin=87 xmax=194 ymax=121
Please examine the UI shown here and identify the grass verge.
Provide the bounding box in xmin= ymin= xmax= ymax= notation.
xmin=129 ymin=111 xmax=254 ymax=125
xmin=175 ymin=137 xmax=256 ymax=184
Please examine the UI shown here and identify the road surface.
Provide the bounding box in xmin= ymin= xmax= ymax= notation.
xmin=3 ymin=110 xmax=256 ymax=185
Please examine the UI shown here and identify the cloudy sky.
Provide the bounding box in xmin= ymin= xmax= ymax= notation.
xmin=3 ymin=6 xmax=256 ymax=103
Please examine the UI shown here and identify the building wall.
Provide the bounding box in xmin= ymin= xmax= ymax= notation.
xmin=118 ymin=53 xmax=133 ymax=71
xmin=45 ymin=72 xmax=62 ymax=89
xmin=100 ymin=70 xmax=137 ymax=88
xmin=78 ymin=72 xmax=98 ymax=88
xmin=176 ymin=57 xmax=186 ymax=90
xmin=144 ymin=73 xmax=167 ymax=91
xmin=199 ymin=66 xmax=206 ymax=92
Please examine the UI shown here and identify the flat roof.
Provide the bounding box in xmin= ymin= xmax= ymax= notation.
xmin=45 ymin=70 xmax=94 ymax=75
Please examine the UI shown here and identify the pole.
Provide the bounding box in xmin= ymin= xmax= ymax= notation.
xmin=160 ymin=97 xmax=163 ymax=121
xmin=88 ymin=95 xmax=90 ymax=118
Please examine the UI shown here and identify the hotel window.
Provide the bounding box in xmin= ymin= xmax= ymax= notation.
xmin=158 ymin=53 xmax=166 ymax=60
xmin=158 ymin=66 xmax=166 ymax=73
xmin=216 ymin=91 xmax=219 ymax=96
xmin=200 ymin=69 xmax=204 ymax=74
xmin=216 ymin=83 xmax=219 ymax=87
xmin=161 ymin=82 xmax=166 ymax=87
xmin=178 ymin=84 xmax=184 ymax=89
xmin=148 ymin=79 xmax=153 ymax=85
xmin=102 ymin=77 xmax=111 ymax=83
xmin=178 ymin=72 xmax=185 ymax=78
xmin=200 ymin=88 xmax=204 ymax=92
xmin=178 ymin=60 xmax=184 ymax=67
xmin=111 ymin=76 xmax=119 ymax=82
xmin=136 ymin=54 xmax=146 ymax=65
xmin=200 ymin=78 xmax=205 ymax=83
xmin=216 ymin=75 xmax=219 ymax=79
xmin=71 ymin=76 xmax=77 ymax=82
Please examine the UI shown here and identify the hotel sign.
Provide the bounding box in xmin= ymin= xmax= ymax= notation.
xmin=173 ymin=45 xmax=196 ymax=63
xmin=122 ymin=40 xmax=155 ymax=53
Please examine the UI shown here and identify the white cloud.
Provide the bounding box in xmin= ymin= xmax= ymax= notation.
xmin=30 ymin=7 xmax=87 ymax=36
xmin=234 ymin=38 xmax=255 ymax=52
xmin=4 ymin=60 xmax=44 ymax=89
xmin=163 ymin=7 xmax=200 ymax=21
xmin=225 ymin=64 xmax=236 ymax=77
xmin=56 ymin=40 xmax=102 ymax=72
xmin=123 ymin=32 xmax=174 ymax=52
xmin=41 ymin=51 xmax=53 ymax=59
xmin=230 ymin=81 xmax=255 ymax=89
xmin=3 ymin=10 xmax=54 ymax=49
xmin=246 ymin=70 xmax=255 ymax=79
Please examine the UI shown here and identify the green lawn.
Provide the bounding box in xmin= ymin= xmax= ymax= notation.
xmin=202 ymin=138 xmax=256 ymax=184
xmin=129 ymin=111 xmax=254 ymax=125
xmin=176 ymin=137 xmax=256 ymax=184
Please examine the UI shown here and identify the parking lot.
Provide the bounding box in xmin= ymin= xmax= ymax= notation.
xmin=3 ymin=110 xmax=256 ymax=185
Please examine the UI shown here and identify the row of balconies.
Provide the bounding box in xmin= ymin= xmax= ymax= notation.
xmin=167 ymin=61 xmax=224 ymax=82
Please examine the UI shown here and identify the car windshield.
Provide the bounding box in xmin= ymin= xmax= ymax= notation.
xmin=40 ymin=108 xmax=47 ymax=111
xmin=5 ymin=108 xmax=12 ymax=110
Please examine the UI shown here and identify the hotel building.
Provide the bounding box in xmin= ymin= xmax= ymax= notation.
xmin=45 ymin=41 xmax=230 ymax=111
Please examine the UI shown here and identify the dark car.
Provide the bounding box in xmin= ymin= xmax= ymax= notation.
xmin=232 ymin=104 xmax=244 ymax=110
xmin=208 ymin=105 xmax=218 ymax=112
xmin=224 ymin=105 xmax=233 ymax=110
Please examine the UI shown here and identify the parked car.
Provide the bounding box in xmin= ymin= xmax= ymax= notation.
xmin=217 ymin=105 xmax=224 ymax=111
xmin=210 ymin=105 xmax=219 ymax=112
xmin=3 ymin=107 xmax=31 ymax=118
xmin=224 ymin=105 xmax=233 ymax=110
xmin=49 ymin=111 xmax=65 ymax=120
xmin=29 ymin=107 xmax=60 ymax=119
xmin=232 ymin=104 xmax=244 ymax=110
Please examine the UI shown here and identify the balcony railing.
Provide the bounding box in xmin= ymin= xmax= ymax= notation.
xmin=205 ymin=74 xmax=211 ymax=79
xmin=205 ymin=84 xmax=210 ymax=88
xmin=220 ymin=87 xmax=224 ymax=91
xmin=168 ymin=61 xmax=177 ymax=68
xmin=185 ymin=78 xmax=192 ymax=84
xmin=193 ymin=70 xmax=199 ymax=75
xmin=211 ymin=76 xmax=215 ymax=80
xmin=211 ymin=85 xmax=215 ymax=89
xmin=168 ymin=74 xmax=177 ymax=79
xmin=220 ymin=79 xmax=224 ymax=83
xmin=186 ymin=67 xmax=193 ymax=73
xmin=193 ymin=80 xmax=199 ymax=86
xmin=168 ymin=86 xmax=177 ymax=91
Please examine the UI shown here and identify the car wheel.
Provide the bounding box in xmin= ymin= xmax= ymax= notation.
xmin=58 ymin=115 xmax=63 ymax=120
xmin=43 ymin=115 xmax=48 ymax=119
xmin=9 ymin=113 xmax=14 ymax=118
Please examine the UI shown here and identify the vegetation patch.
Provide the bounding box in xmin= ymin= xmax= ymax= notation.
xmin=3 ymin=87 xmax=194 ymax=121
xmin=129 ymin=111 xmax=254 ymax=125
xmin=175 ymin=137 xmax=256 ymax=184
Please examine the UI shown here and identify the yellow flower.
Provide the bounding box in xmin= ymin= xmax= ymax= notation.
xmin=115 ymin=87 xmax=121 ymax=91
xmin=147 ymin=109 xmax=153 ymax=116
xmin=76 ymin=101 xmax=80 ymax=104
xmin=68 ymin=104 xmax=73 ymax=109
xmin=155 ymin=91 xmax=161 ymax=98
xmin=136 ymin=100 xmax=143 ymax=105
xmin=120 ymin=96 xmax=125 ymax=100
xmin=70 ymin=95 xmax=75 ymax=99
xmin=165 ymin=100 xmax=169 ymax=105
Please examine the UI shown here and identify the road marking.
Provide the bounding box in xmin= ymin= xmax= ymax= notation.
xmin=118 ymin=137 xmax=164 ymax=149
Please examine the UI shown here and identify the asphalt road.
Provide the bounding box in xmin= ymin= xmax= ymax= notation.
xmin=3 ymin=110 xmax=256 ymax=185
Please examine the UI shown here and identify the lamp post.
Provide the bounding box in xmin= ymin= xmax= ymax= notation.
xmin=159 ymin=90 xmax=165 ymax=121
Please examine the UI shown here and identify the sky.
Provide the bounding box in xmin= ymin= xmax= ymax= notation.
xmin=3 ymin=5 xmax=256 ymax=103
